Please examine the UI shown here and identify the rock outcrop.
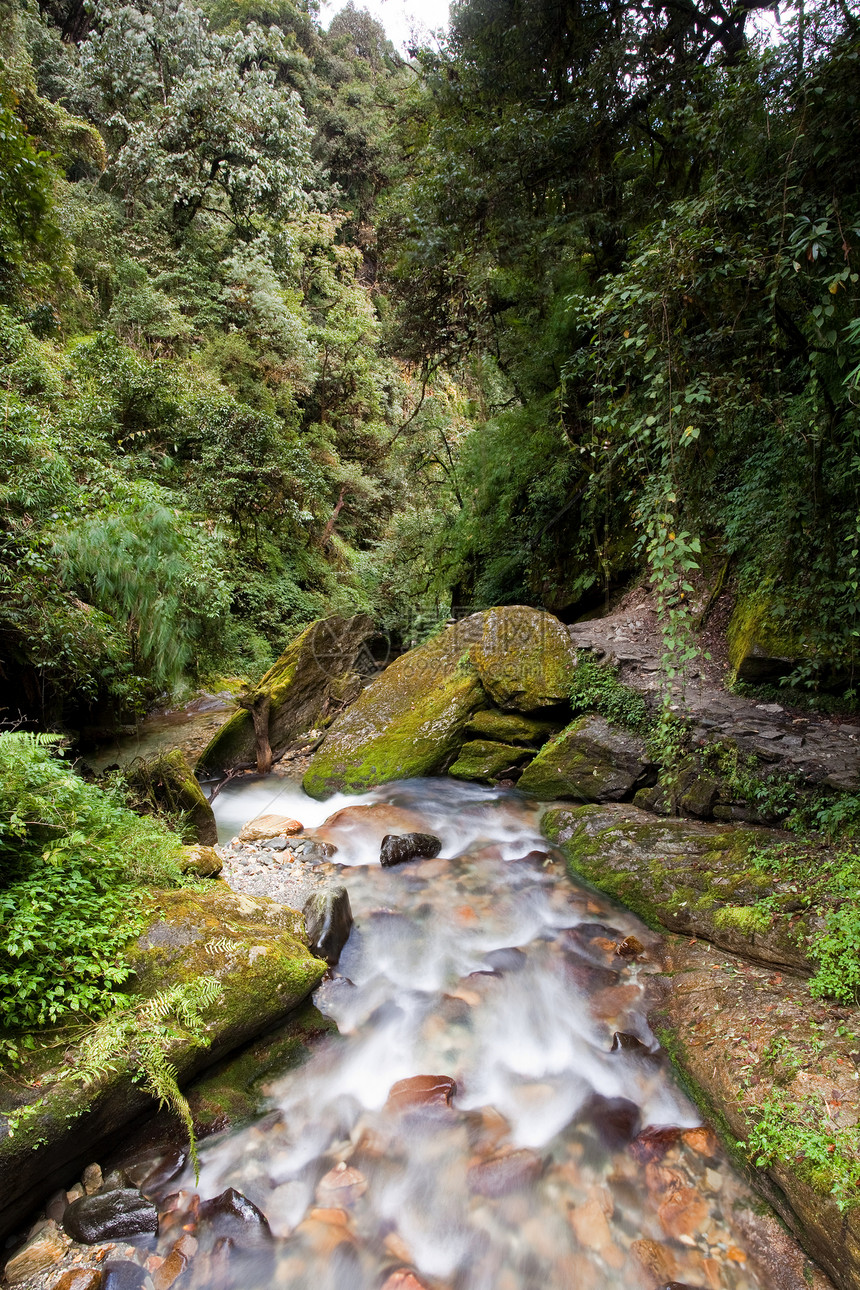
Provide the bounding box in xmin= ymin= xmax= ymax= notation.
xmin=518 ymin=715 xmax=654 ymax=802
xmin=198 ymin=614 xmax=374 ymax=777
xmin=542 ymin=802 xmax=814 ymax=971
xmin=0 ymin=887 xmax=326 ymax=1241
xmin=303 ymin=606 xmax=574 ymax=798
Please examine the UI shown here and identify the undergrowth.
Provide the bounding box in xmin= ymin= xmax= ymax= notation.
xmin=569 ymin=653 xmax=650 ymax=730
xmin=0 ymin=731 xmax=185 ymax=1039
xmin=745 ymin=1089 xmax=860 ymax=1212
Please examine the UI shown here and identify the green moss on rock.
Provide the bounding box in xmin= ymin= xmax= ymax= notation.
xmin=199 ymin=614 xmax=373 ymax=775
xmin=728 ymin=590 xmax=801 ymax=684
xmin=519 ymin=714 xmax=652 ymax=802
xmin=464 ymin=709 xmax=559 ymax=745
xmin=469 ymin=606 xmax=575 ymax=709
xmin=0 ymin=886 xmax=325 ymax=1240
xmin=303 ymin=653 xmax=487 ymax=798
xmin=448 ymin=739 xmax=531 ymax=783
xmin=542 ymin=802 xmax=811 ymax=971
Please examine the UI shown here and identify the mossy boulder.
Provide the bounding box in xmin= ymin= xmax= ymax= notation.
xmin=728 ymin=591 xmax=801 ymax=684
xmin=518 ymin=715 xmax=653 ymax=802
xmin=468 ymin=606 xmax=575 ymax=709
xmin=198 ymin=614 xmax=374 ymax=776
xmin=542 ymin=802 xmax=813 ymax=971
xmin=179 ymin=844 xmax=222 ymax=877
xmin=303 ymin=653 xmax=486 ymax=799
xmin=464 ymin=709 xmax=558 ymax=745
xmin=0 ymin=887 xmax=325 ymax=1241
xmin=303 ymin=607 xmax=573 ymax=799
xmin=126 ymin=749 xmax=217 ymax=844
xmin=448 ymin=740 xmax=532 ymax=783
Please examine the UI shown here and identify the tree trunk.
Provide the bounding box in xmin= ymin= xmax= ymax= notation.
xmin=242 ymin=693 xmax=273 ymax=774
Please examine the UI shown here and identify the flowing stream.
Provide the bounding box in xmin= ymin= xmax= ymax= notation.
xmin=159 ymin=777 xmax=771 ymax=1289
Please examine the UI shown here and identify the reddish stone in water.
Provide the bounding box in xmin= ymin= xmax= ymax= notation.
xmin=630 ymin=1237 xmax=678 ymax=1287
xmin=50 ymin=1271 xmax=103 ymax=1290
xmin=315 ymin=1163 xmax=368 ymax=1206
xmin=152 ymin=1250 xmax=187 ymax=1290
xmin=629 ymin=1126 xmax=683 ymax=1164
xmin=386 ymin=1075 xmax=457 ymax=1112
xmin=381 ymin=1271 xmax=430 ymax=1290
xmin=657 ymin=1185 xmax=709 ymax=1240
xmin=681 ymin=1126 xmax=719 ymax=1158
xmin=616 ymin=934 xmax=645 ymax=958
xmin=466 ymin=1148 xmax=544 ymax=1197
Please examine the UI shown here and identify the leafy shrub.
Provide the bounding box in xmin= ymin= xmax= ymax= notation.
xmin=0 ymin=732 xmax=183 ymax=1032
xmin=569 ymin=653 xmax=649 ymax=730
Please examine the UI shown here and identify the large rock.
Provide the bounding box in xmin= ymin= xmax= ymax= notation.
xmin=303 ymin=607 xmax=574 ymax=799
xmin=652 ymin=937 xmax=860 ymax=1290
xmin=448 ymin=739 xmax=531 ymax=783
xmin=469 ymin=606 xmax=575 ymax=709
xmin=303 ymin=886 xmax=353 ymax=964
xmin=542 ymin=802 xmax=814 ymax=971
xmin=0 ymin=887 xmax=326 ymax=1241
xmin=125 ymin=749 xmax=217 ymax=844
xmin=518 ymin=715 xmax=654 ymax=802
xmin=464 ymin=709 xmax=559 ymax=745
xmin=199 ymin=614 xmax=374 ymax=776
xmin=727 ymin=590 xmax=801 ymax=684
xmin=63 ymin=1189 xmax=157 ymax=1242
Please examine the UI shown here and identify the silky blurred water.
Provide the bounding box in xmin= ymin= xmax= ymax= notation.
xmin=172 ymin=777 xmax=774 ymax=1290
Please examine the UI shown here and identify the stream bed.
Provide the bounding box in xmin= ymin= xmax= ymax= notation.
xmin=127 ymin=774 xmax=775 ymax=1290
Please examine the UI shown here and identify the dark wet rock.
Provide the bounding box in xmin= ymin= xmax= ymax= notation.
xmin=579 ymin=1093 xmax=641 ymax=1149
xmin=199 ymin=614 xmax=374 ymax=776
xmin=466 ymin=1148 xmax=545 ymax=1197
xmin=610 ymin=1031 xmax=648 ymax=1053
xmin=122 ymin=1145 xmax=186 ymax=1192
xmin=518 ymin=714 xmax=655 ymax=802
xmin=102 ymin=1168 xmax=133 ymax=1191
xmin=562 ymin=952 xmax=620 ymax=993
xmin=484 ymin=947 xmax=527 ymax=973
xmin=101 ymin=1261 xmax=149 ymax=1290
xmin=63 ymin=1189 xmax=157 ymax=1242
xmin=615 ymin=934 xmax=645 ymax=958
xmin=45 ymin=1188 xmax=67 ymax=1223
xmin=386 ymin=1074 xmax=457 ymax=1112
xmin=303 ymin=886 xmax=353 ymax=965
xmin=380 ymin=833 xmax=442 ymax=867
xmin=198 ymin=1188 xmax=271 ymax=1243
xmin=629 ymin=1126 xmax=682 ymax=1163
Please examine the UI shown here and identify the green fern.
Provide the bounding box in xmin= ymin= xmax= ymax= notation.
xmin=6 ymin=977 xmax=223 ymax=1178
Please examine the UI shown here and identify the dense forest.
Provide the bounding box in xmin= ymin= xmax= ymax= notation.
xmin=3 ymin=2 xmax=860 ymax=1274
xmin=1 ymin=0 xmax=858 ymax=733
